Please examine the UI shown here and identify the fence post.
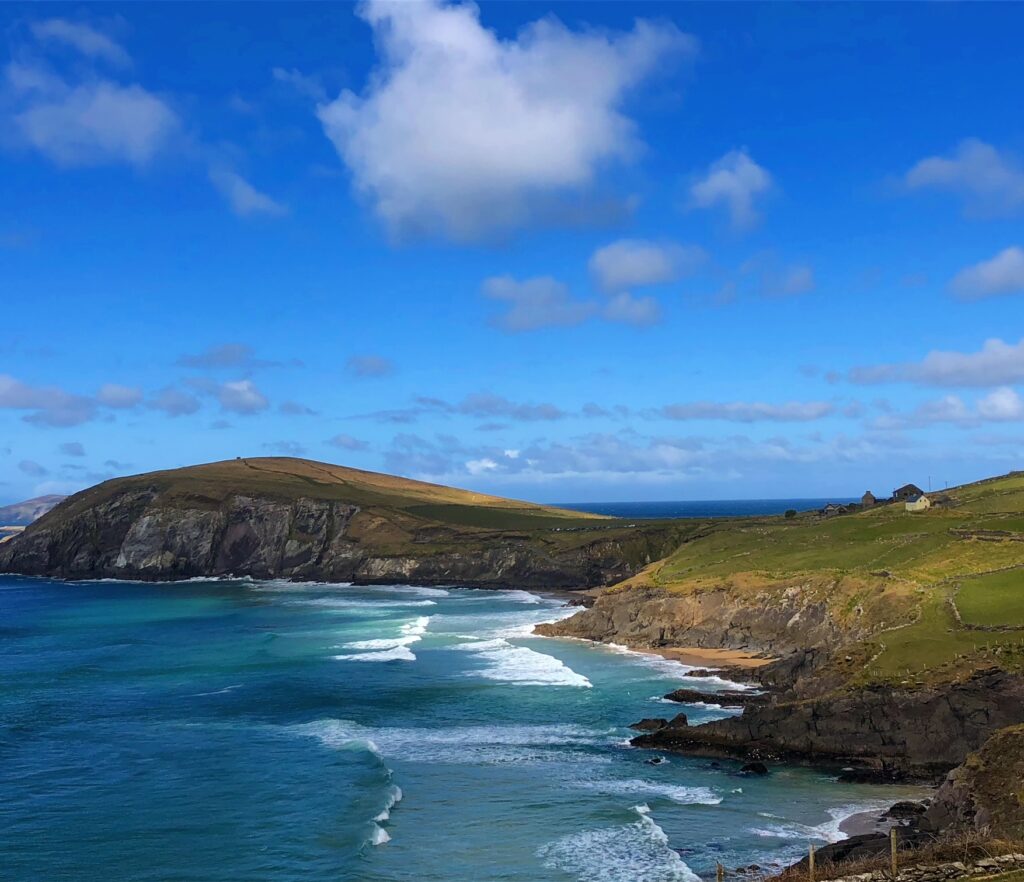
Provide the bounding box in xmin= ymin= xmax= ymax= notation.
xmin=890 ymin=826 xmax=898 ymax=878
xmin=809 ymin=844 xmax=816 ymax=882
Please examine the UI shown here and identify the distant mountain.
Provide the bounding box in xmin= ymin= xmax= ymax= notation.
xmin=0 ymin=494 xmax=66 ymax=526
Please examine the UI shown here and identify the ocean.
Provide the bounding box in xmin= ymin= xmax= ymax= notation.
xmin=559 ymin=499 xmax=857 ymax=518
xmin=0 ymin=577 xmax=921 ymax=882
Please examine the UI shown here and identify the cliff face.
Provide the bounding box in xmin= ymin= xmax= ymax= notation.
xmin=0 ymin=486 xmax=680 ymax=588
xmin=923 ymin=724 xmax=1024 ymax=837
xmin=537 ymin=585 xmax=844 ymax=656
xmin=633 ymin=668 xmax=1024 ymax=779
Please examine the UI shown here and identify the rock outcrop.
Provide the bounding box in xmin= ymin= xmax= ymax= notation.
xmin=922 ymin=724 xmax=1024 ymax=838
xmin=632 ymin=668 xmax=1024 ymax=780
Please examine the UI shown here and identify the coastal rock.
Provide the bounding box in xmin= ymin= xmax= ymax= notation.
xmin=922 ymin=723 xmax=1024 ymax=838
xmin=630 ymin=718 xmax=669 ymax=732
xmin=739 ymin=761 xmax=769 ymax=775
xmin=633 ymin=668 xmax=1024 ymax=780
xmin=663 ymin=688 xmax=768 ymax=707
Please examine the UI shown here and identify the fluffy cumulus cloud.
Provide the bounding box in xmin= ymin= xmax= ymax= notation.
xmin=208 ymin=167 xmax=287 ymax=218
xmin=688 ymin=149 xmax=773 ymax=230
xmin=949 ymin=246 xmax=1024 ymax=300
xmin=483 ymin=274 xmax=665 ymax=331
xmin=660 ymin=400 xmax=834 ymax=423
xmin=483 ymin=276 xmax=596 ymax=332
xmin=602 ymin=292 xmax=661 ymax=326
xmin=3 ymin=60 xmax=180 ymax=168
xmin=317 ymin=0 xmax=695 ymax=240
xmin=850 ymin=338 xmax=1024 ymax=388
xmin=59 ymin=441 xmax=86 ymax=457
xmin=18 ymin=459 xmax=49 ymax=477
xmin=904 ymin=138 xmax=1024 ymax=217
xmin=873 ymin=387 xmax=1024 ymax=430
xmin=216 ymin=380 xmax=269 ymax=415
xmin=588 ymin=239 xmax=706 ymax=293
xmin=346 ymin=355 xmax=394 ymax=378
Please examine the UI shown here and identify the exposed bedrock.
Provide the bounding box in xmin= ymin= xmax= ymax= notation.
xmin=632 ymin=668 xmax=1024 ymax=781
xmin=0 ymin=490 xmax=677 ymax=588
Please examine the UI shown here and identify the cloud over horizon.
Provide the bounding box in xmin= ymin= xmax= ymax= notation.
xmin=317 ymin=0 xmax=695 ymax=240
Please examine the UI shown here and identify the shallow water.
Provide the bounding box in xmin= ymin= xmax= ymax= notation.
xmin=0 ymin=577 xmax=922 ymax=881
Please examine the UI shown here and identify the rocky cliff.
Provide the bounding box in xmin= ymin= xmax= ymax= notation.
xmin=632 ymin=668 xmax=1024 ymax=780
xmin=923 ymin=724 xmax=1024 ymax=837
xmin=0 ymin=458 xmax=690 ymax=587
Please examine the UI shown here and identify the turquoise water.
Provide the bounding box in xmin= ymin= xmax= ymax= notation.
xmin=0 ymin=577 xmax=921 ymax=882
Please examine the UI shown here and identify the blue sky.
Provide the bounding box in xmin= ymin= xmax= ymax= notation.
xmin=3 ymin=1 xmax=1024 ymax=504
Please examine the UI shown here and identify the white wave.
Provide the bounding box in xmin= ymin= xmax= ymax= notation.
xmin=291 ymin=719 xmax=607 ymax=765
xmin=751 ymin=801 xmax=896 ymax=844
xmin=374 ymin=784 xmax=403 ymax=822
xmin=369 ymin=823 xmax=390 ymax=846
xmin=537 ymin=803 xmax=700 ymax=882
xmin=342 ymin=616 xmax=432 ymax=652
xmin=334 ymin=645 xmax=416 ymax=662
xmin=451 ymin=637 xmax=592 ymax=687
xmin=500 ymin=589 xmax=543 ymax=604
xmin=574 ymin=777 xmax=722 ymax=805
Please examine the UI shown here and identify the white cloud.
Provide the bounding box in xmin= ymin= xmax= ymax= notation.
xmin=217 ymin=380 xmax=268 ymax=415
xmin=96 ymin=383 xmax=142 ymax=408
xmin=4 ymin=62 xmax=180 ymax=168
xmin=977 ymin=387 xmax=1024 ymax=422
xmin=688 ymin=149 xmax=773 ymax=230
xmin=208 ymin=167 xmax=287 ymax=218
xmin=29 ymin=19 xmax=130 ymax=67
xmin=949 ymin=246 xmax=1024 ymax=300
xmin=317 ymin=0 xmax=694 ymax=240
xmin=588 ymin=239 xmax=705 ymax=293
xmin=18 ymin=459 xmax=49 ymax=477
xmin=904 ymin=138 xmax=1024 ymax=217
xmin=660 ymin=400 xmax=834 ymax=423
xmin=0 ymin=373 xmax=96 ymax=427
xmin=483 ymin=275 xmax=596 ymax=332
xmin=328 ymin=433 xmax=370 ymax=451
xmin=850 ymin=338 xmax=1024 ymax=388
xmin=148 ymin=387 xmax=201 ymax=417
xmin=602 ymin=292 xmax=661 ymax=326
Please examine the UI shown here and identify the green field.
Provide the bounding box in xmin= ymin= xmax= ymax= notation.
xmin=957 ymin=570 xmax=1024 ymax=628
xmin=616 ymin=470 xmax=1024 ymax=685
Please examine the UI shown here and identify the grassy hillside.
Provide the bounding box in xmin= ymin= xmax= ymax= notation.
xmin=54 ymin=457 xmax=608 ymax=531
xmin=618 ymin=471 xmax=1024 ymax=685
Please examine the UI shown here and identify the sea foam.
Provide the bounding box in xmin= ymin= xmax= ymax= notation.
xmin=573 ymin=778 xmax=722 ymax=805
xmin=537 ymin=804 xmax=701 ymax=882
xmin=450 ymin=637 xmax=592 ymax=687
xmin=335 ymin=616 xmax=430 ymax=662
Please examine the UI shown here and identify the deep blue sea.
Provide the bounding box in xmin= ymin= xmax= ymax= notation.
xmin=559 ymin=499 xmax=857 ymax=518
xmin=0 ymin=577 xmax=921 ymax=882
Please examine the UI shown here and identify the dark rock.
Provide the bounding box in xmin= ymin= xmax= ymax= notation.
xmin=645 ymin=756 xmax=667 ymax=766
xmin=630 ymin=718 xmax=669 ymax=732
xmin=885 ymin=800 xmax=928 ymax=820
xmin=739 ymin=761 xmax=769 ymax=775
xmin=634 ymin=668 xmax=1024 ymax=780
xmin=663 ymin=688 xmax=768 ymax=707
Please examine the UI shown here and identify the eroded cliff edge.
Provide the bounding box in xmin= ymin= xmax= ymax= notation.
xmin=0 ymin=458 xmax=693 ymax=587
